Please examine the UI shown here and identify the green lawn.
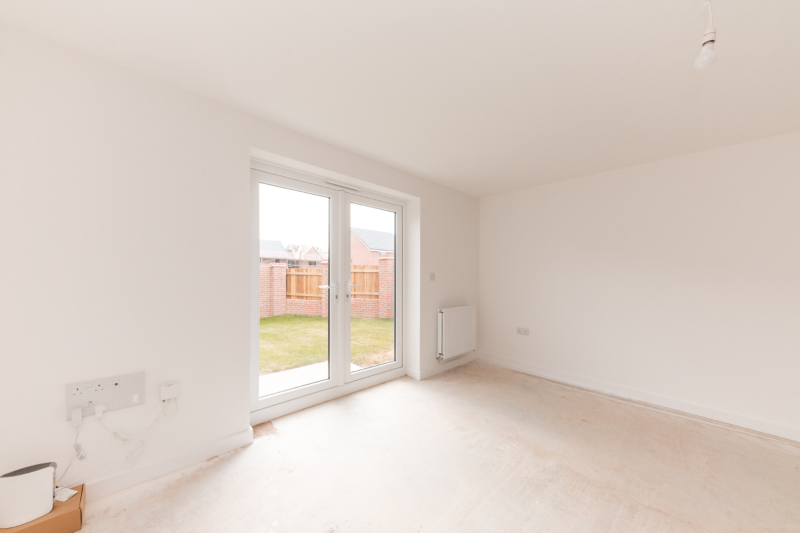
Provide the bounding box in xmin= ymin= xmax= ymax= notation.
xmin=259 ymin=314 xmax=394 ymax=374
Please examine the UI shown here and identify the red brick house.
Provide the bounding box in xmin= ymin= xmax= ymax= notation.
xmin=288 ymin=245 xmax=326 ymax=267
xmin=350 ymin=228 xmax=395 ymax=265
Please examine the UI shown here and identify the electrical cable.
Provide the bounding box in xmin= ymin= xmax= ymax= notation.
xmin=57 ymin=459 xmax=73 ymax=485
xmin=125 ymin=399 xmax=176 ymax=460
xmin=57 ymin=399 xmax=177 ymax=489
xmin=58 ymin=416 xmax=161 ymax=488
xmin=163 ymin=398 xmax=179 ymax=419
xmin=126 ymin=410 xmax=163 ymax=460
xmin=704 ymin=0 xmax=713 ymax=26
xmin=98 ymin=417 xmax=131 ymax=441
xmin=56 ymin=427 xmax=80 ymax=485
xmin=57 ymin=454 xmax=122 ymax=490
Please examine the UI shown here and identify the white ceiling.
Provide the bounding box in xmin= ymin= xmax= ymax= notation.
xmin=2 ymin=1 xmax=799 ymax=197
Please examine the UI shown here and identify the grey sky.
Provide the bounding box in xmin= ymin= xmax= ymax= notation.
xmin=260 ymin=184 xmax=394 ymax=252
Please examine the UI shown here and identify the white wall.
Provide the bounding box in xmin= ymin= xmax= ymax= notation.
xmin=0 ymin=22 xmax=478 ymax=493
xmin=480 ymin=130 xmax=800 ymax=441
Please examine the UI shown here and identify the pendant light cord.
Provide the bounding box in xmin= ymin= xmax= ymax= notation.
xmin=703 ymin=1 xmax=713 ymax=27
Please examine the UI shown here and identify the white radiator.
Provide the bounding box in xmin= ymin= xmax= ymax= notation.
xmin=437 ymin=305 xmax=477 ymax=361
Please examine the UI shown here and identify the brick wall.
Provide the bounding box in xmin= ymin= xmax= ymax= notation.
xmin=259 ymin=258 xmax=393 ymax=319
xmin=259 ymin=262 xmax=287 ymax=318
xmin=379 ymin=256 xmax=394 ymax=319
xmin=350 ymin=297 xmax=379 ymax=318
xmin=286 ymin=298 xmax=324 ymax=316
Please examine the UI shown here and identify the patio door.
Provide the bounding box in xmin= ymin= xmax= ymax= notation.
xmin=251 ymin=169 xmax=403 ymax=412
xmin=343 ymin=194 xmax=403 ymax=382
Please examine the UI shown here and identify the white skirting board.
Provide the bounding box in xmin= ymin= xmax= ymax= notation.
xmin=480 ymin=354 xmax=800 ymax=445
xmin=85 ymin=427 xmax=254 ymax=502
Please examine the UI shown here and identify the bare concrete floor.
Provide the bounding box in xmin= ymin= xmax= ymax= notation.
xmin=82 ymin=361 xmax=800 ymax=532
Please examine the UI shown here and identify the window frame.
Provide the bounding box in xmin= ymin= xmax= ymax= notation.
xmin=250 ymin=163 xmax=406 ymax=416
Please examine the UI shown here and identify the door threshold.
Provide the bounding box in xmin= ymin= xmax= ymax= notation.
xmin=250 ymin=367 xmax=406 ymax=425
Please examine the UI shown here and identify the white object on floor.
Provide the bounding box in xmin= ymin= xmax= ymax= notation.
xmin=0 ymin=462 xmax=56 ymax=528
xmin=55 ymin=487 xmax=78 ymax=502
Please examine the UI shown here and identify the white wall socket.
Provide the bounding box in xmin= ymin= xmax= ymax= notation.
xmin=160 ymin=381 xmax=179 ymax=401
xmin=65 ymin=372 xmax=146 ymax=421
xmin=517 ymin=327 xmax=530 ymax=336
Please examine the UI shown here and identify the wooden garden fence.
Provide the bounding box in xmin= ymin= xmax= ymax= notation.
xmin=285 ymin=268 xmax=323 ymax=300
xmin=350 ymin=265 xmax=379 ymax=299
xmin=286 ymin=266 xmax=379 ymax=300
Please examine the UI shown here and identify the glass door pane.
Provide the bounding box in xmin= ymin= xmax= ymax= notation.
xmin=258 ymin=183 xmax=331 ymax=397
xmin=348 ymin=203 xmax=396 ymax=371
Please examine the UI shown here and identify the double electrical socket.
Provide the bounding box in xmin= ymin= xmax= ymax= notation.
xmin=516 ymin=327 xmax=530 ymax=336
xmin=65 ymin=372 xmax=146 ymax=421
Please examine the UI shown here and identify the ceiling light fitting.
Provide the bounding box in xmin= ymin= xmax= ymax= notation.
xmin=694 ymin=1 xmax=717 ymax=70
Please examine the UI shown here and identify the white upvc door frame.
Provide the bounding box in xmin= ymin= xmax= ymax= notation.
xmin=250 ymin=163 xmax=405 ymax=415
xmin=250 ymin=170 xmax=342 ymax=412
xmin=343 ymin=193 xmax=404 ymax=383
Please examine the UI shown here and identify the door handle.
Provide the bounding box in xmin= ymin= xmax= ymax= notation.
xmin=346 ymin=283 xmax=360 ymax=299
xmin=319 ymin=283 xmax=339 ymax=300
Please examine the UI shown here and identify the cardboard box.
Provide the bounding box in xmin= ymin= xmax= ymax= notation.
xmin=2 ymin=485 xmax=85 ymax=533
